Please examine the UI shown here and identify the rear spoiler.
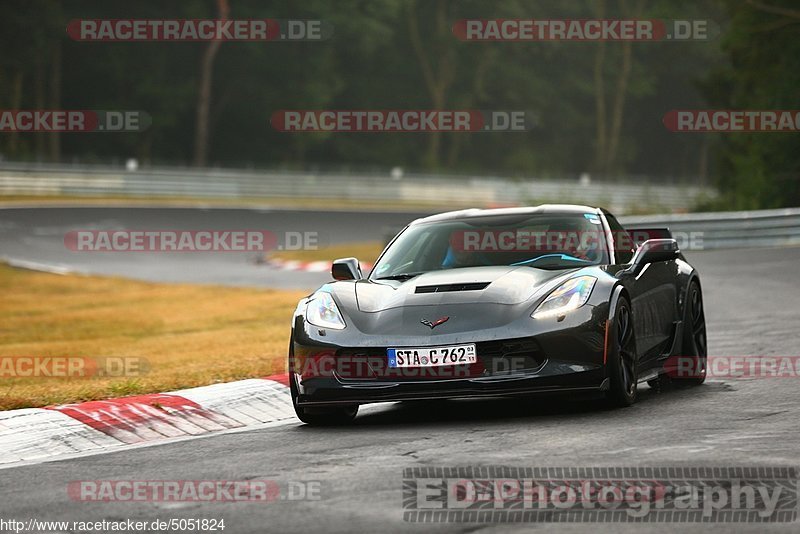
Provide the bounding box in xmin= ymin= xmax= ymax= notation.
xmin=625 ymin=227 xmax=673 ymax=247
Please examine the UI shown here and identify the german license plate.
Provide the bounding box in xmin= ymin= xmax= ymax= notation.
xmin=387 ymin=344 xmax=477 ymax=368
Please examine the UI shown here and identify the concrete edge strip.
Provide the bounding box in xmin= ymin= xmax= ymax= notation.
xmin=1 ymin=256 xmax=74 ymax=275
xmin=0 ymin=373 xmax=292 ymax=466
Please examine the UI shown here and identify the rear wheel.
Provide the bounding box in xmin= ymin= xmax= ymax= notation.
xmin=289 ymin=338 xmax=358 ymax=425
xmin=648 ymin=280 xmax=707 ymax=389
xmin=605 ymin=297 xmax=638 ymax=407
xmin=676 ymin=281 xmax=707 ymax=386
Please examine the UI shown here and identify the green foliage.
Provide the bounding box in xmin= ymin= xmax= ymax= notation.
xmin=1 ymin=0 xmax=795 ymax=209
xmin=702 ymin=0 xmax=800 ymax=209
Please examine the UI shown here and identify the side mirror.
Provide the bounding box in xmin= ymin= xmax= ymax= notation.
xmin=331 ymin=257 xmax=362 ymax=281
xmin=629 ymin=239 xmax=679 ymax=274
xmin=626 ymin=227 xmax=673 ymax=248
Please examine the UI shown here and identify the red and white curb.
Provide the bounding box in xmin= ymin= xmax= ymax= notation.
xmin=266 ymin=258 xmax=373 ymax=273
xmin=0 ymin=373 xmax=291 ymax=466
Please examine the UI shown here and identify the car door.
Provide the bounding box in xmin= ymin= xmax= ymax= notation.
xmin=604 ymin=212 xmax=678 ymax=363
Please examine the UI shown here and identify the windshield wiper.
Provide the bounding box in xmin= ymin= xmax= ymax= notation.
xmin=374 ymin=272 xmax=427 ymax=281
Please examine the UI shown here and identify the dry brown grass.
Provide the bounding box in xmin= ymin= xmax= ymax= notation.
xmin=0 ymin=264 xmax=306 ymax=410
xmin=269 ymin=241 xmax=385 ymax=264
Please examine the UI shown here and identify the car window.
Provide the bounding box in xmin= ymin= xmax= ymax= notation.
xmin=371 ymin=213 xmax=611 ymax=278
xmin=604 ymin=212 xmax=634 ymax=264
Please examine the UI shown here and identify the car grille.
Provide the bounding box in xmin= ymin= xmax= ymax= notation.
xmin=334 ymin=337 xmax=545 ymax=381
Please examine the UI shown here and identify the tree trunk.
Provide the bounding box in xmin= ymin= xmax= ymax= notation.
xmin=48 ymin=38 xmax=62 ymax=162
xmin=605 ymin=37 xmax=632 ymax=171
xmin=193 ymin=0 xmax=230 ymax=167
xmin=34 ymin=59 xmax=46 ymax=162
xmin=8 ymin=70 xmax=23 ymax=156
xmin=593 ymin=0 xmax=645 ymax=176
xmin=447 ymin=48 xmax=492 ymax=167
xmin=407 ymin=0 xmax=455 ymax=169
xmin=605 ymin=0 xmax=644 ymax=172
xmin=592 ymin=0 xmax=608 ymax=175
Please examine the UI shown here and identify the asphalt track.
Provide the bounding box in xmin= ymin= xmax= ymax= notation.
xmin=1 ymin=206 xmax=799 ymax=533
xmin=0 ymin=206 xmax=431 ymax=288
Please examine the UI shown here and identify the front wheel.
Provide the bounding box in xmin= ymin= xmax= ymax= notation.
xmin=605 ymin=297 xmax=638 ymax=407
xmin=288 ymin=344 xmax=358 ymax=425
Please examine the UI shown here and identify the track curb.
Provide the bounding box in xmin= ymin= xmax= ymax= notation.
xmin=0 ymin=373 xmax=291 ymax=465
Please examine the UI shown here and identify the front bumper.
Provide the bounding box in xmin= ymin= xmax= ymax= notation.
xmin=293 ymin=367 xmax=609 ymax=407
xmin=291 ymin=304 xmax=610 ymax=406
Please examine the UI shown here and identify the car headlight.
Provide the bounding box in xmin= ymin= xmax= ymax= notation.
xmin=532 ymin=275 xmax=596 ymax=319
xmin=305 ymin=292 xmax=346 ymax=330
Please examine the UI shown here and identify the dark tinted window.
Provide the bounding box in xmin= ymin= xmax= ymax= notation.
xmin=604 ymin=212 xmax=634 ymax=264
xmin=372 ymin=213 xmax=611 ymax=278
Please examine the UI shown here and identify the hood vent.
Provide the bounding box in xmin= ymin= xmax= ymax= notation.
xmin=415 ymin=282 xmax=490 ymax=294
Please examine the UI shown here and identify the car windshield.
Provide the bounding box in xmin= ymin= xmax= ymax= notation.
xmin=372 ymin=212 xmax=610 ymax=279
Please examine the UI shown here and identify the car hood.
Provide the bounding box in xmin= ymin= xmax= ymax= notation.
xmin=352 ymin=266 xmax=572 ymax=312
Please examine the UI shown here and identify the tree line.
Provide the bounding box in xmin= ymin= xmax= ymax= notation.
xmin=0 ymin=0 xmax=797 ymax=208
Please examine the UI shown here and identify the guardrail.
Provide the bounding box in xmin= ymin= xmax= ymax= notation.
xmin=4 ymin=162 xmax=795 ymax=250
xmin=621 ymin=208 xmax=800 ymax=250
xmin=0 ymin=162 xmax=714 ymax=214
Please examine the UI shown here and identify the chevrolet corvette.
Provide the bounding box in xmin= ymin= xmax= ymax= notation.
xmin=288 ymin=205 xmax=707 ymax=425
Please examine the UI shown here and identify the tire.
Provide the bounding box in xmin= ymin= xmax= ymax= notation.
xmin=605 ymin=297 xmax=639 ymax=407
xmin=288 ymin=337 xmax=358 ymax=425
xmin=675 ymin=281 xmax=707 ymax=386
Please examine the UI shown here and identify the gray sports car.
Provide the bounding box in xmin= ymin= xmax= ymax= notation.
xmin=288 ymin=205 xmax=707 ymax=425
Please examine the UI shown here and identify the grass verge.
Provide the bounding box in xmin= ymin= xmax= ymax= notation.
xmin=0 ymin=263 xmax=306 ymax=410
xmin=268 ymin=241 xmax=385 ymax=264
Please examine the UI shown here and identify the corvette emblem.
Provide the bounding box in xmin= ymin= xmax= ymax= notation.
xmin=421 ymin=316 xmax=449 ymax=329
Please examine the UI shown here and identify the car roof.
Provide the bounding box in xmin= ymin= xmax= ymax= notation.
xmin=409 ymin=204 xmax=605 ymax=225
